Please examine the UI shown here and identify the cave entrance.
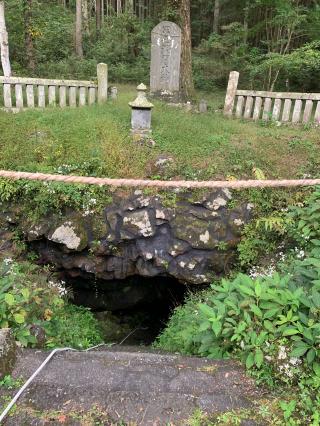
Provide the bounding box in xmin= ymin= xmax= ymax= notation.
xmin=68 ymin=275 xmax=189 ymax=346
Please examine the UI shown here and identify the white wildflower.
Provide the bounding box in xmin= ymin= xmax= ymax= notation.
xmin=48 ymin=279 xmax=68 ymax=298
xmin=278 ymin=346 xmax=287 ymax=360
xmin=249 ymin=264 xmax=276 ymax=279
xmin=289 ymin=357 xmax=302 ymax=366
xmin=279 ymin=363 xmax=294 ymax=378
xmin=294 ymin=247 xmax=305 ymax=259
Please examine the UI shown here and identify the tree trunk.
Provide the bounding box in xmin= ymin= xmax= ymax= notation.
xmin=96 ymin=0 xmax=101 ymax=34
xmin=139 ymin=0 xmax=143 ymax=21
xmin=82 ymin=0 xmax=90 ymax=35
xmin=23 ymin=0 xmax=36 ymax=71
xmin=243 ymin=0 xmax=249 ymax=44
xmin=117 ymin=0 xmax=121 ymax=15
xmin=126 ymin=0 xmax=134 ymax=13
xmin=0 ymin=1 xmax=11 ymax=76
xmin=179 ymin=0 xmax=194 ymax=99
xmin=75 ymin=0 xmax=83 ymax=57
xmin=213 ymin=0 xmax=220 ymax=34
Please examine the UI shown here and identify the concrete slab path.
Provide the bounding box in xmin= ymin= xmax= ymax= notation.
xmin=0 ymin=346 xmax=262 ymax=425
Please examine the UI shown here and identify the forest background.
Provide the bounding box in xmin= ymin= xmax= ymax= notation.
xmin=2 ymin=0 xmax=320 ymax=95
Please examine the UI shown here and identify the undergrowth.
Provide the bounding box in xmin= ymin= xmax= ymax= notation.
xmin=156 ymin=187 xmax=320 ymax=424
xmin=0 ymin=259 xmax=103 ymax=349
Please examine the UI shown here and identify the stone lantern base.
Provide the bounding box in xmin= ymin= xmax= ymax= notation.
xmin=131 ymin=108 xmax=152 ymax=133
xmin=129 ymin=84 xmax=154 ymax=144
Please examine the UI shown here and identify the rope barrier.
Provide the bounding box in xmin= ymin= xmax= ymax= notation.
xmin=1 ymin=169 xmax=320 ymax=189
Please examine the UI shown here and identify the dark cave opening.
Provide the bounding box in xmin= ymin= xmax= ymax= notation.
xmin=67 ymin=275 xmax=191 ymax=346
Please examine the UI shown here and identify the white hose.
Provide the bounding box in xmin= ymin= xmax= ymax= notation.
xmin=0 ymin=343 xmax=106 ymax=424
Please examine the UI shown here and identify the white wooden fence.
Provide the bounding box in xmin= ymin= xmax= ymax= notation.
xmin=224 ymin=71 xmax=320 ymax=125
xmin=0 ymin=63 xmax=108 ymax=111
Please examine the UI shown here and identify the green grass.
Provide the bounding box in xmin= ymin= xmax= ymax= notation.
xmin=0 ymin=84 xmax=319 ymax=180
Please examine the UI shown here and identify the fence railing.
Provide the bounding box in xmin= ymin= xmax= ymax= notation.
xmin=224 ymin=71 xmax=320 ymax=125
xmin=0 ymin=63 xmax=108 ymax=111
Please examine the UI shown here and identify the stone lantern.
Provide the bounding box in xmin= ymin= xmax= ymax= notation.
xmin=129 ymin=83 xmax=154 ymax=138
xmin=110 ymin=87 xmax=118 ymax=100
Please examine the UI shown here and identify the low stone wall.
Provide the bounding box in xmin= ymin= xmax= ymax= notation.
xmin=1 ymin=189 xmax=252 ymax=287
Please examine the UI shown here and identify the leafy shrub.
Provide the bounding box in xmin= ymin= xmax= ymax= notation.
xmin=44 ymin=304 xmax=103 ymax=349
xmin=157 ymin=189 xmax=320 ymax=422
xmin=0 ymin=259 xmax=103 ymax=348
xmin=157 ymin=268 xmax=320 ymax=374
xmin=288 ymin=187 xmax=320 ymax=249
xmin=155 ymin=290 xmax=209 ymax=355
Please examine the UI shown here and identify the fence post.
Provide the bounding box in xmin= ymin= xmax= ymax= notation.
xmin=224 ymin=71 xmax=239 ymax=117
xmin=97 ymin=63 xmax=108 ymax=104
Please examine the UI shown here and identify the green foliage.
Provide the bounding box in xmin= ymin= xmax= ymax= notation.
xmin=237 ymin=189 xmax=295 ymax=268
xmin=155 ymin=290 xmax=207 ymax=355
xmin=237 ymin=221 xmax=278 ymax=267
xmin=88 ymin=13 xmax=151 ymax=84
xmin=157 ymin=189 xmax=320 ymax=423
xmin=44 ymin=304 xmax=103 ymax=350
xmin=0 ymin=178 xmax=113 ymax=218
xmin=157 ymin=265 xmax=320 ymax=422
xmin=4 ymin=0 xmax=319 ymax=92
xmin=288 ymin=187 xmax=320 ymax=249
xmin=0 ymin=259 xmax=103 ymax=349
xmin=0 ymin=375 xmax=24 ymax=389
xmin=250 ymin=42 xmax=320 ymax=92
xmin=194 ymin=23 xmax=249 ymax=90
xmin=196 ymin=273 xmax=320 ymax=370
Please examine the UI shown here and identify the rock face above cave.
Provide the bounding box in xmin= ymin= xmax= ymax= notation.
xmin=1 ymin=190 xmax=252 ymax=286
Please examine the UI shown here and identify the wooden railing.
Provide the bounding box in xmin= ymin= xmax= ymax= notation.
xmin=224 ymin=71 xmax=320 ymax=125
xmin=0 ymin=63 xmax=108 ymax=111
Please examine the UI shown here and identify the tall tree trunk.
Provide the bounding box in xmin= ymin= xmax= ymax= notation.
xmin=82 ymin=0 xmax=90 ymax=35
xmin=0 ymin=1 xmax=11 ymax=76
xmin=96 ymin=0 xmax=102 ymax=34
xmin=243 ymin=0 xmax=249 ymax=44
xmin=23 ymin=0 xmax=36 ymax=71
xmin=117 ymin=0 xmax=121 ymax=15
xmin=126 ymin=0 xmax=134 ymax=13
xmin=213 ymin=0 xmax=220 ymax=33
xmin=101 ymin=0 xmax=104 ymax=23
xmin=75 ymin=0 xmax=83 ymax=57
xmin=179 ymin=0 xmax=194 ymax=99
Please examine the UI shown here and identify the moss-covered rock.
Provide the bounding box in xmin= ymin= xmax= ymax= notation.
xmin=0 ymin=189 xmax=252 ymax=287
xmin=0 ymin=329 xmax=17 ymax=379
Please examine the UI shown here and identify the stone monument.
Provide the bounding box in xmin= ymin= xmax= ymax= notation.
xmin=150 ymin=21 xmax=182 ymax=100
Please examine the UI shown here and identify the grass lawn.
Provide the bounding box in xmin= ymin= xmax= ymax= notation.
xmin=0 ymin=85 xmax=319 ymax=181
